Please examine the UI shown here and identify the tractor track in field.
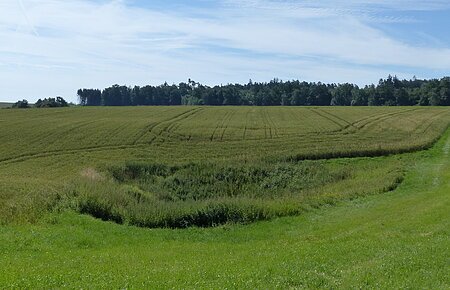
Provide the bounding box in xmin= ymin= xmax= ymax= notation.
xmin=315 ymin=109 xmax=352 ymax=127
xmin=350 ymin=108 xmax=420 ymax=132
xmin=133 ymin=120 xmax=166 ymax=145
xmin=220 ymin=111 xmax=235 ymax=141
xmin=204 ymin=108 xmax=440 ymax=143
xmin=0 ymin=109 xmax=204 ymax=166
xmin=309 ymin=108 xmax=420 ymax=137
xmin=266 ymin=109 xmax=280 ymax=138
xmin=25 ymin=119 xmax=99 ymax=147
xmin=261 ymin=109 xmax=273 ymax=139
xmin=210 ymin=111 xmax=232 ymax=141
xmin=242 ymin=108 xmax=252 ymax=140
xmin=105 ymin=121 xmax=134 ymax=139
xmin=0 ymin=143 xmax=147 ymax=166
xmin=259 ymin=109 xmax=268 ymax=139
xmin=235 ymin=108 xmax=429 ymax=143
xmin=154 ymin=107 xmax=204 ymax=144
xmin=132 ymin=108 xmax=200 ymax=144
xmin=417 ymin=110 xmax=450 ymax=134
xmin=133 ymin=108 xmax=203 ymax=144
xmin=210 ymin=113 xmax=224 ymax=141
xmin=309 ymin=108 xmax=347 ymax=131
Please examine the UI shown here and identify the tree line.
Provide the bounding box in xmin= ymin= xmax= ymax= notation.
xmin=12 ymin=97 xmax=69 ymax=109
xmin=77 ymin=76 xmax=450 ymax=107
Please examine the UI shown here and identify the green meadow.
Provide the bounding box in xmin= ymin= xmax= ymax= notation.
xmin=0 ymin=106 xmax=449 ymax=288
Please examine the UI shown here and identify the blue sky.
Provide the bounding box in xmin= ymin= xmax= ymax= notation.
xmin=0 ymin=0 xmax=449 ymax=102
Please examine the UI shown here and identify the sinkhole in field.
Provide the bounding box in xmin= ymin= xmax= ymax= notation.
xmin=73 ymin=159 xmax=403 ymax=228
xmin=73 ymin=160 xmax=352 ymax=227
xmin=109 ymin=162 xmax=346 ymax=202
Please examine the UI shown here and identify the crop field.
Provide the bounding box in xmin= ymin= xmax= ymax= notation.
xmin=1 ymin=107 xmax=449 ymax=162
xmin=0 ymin=106 xmax=449 ymax=287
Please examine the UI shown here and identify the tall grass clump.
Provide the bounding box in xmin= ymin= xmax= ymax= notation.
xmin=65 ymin=157 xmax=406 ymax=228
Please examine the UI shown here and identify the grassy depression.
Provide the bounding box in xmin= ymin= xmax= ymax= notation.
xmin=67 ymin=158 xmax=405 ymax=228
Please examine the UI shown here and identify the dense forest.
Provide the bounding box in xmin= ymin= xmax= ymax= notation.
xmin=77 ymin=75 xmax=450 ymax=107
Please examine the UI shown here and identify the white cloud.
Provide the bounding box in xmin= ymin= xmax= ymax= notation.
xmin=0 ymin=0 xmax=449 ymax=102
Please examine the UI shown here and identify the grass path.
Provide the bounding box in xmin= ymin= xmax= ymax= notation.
xmin=0 ymin=132 xmax=449 ymax=288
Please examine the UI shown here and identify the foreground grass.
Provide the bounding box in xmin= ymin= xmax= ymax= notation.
xmin=0 ymin=130 xmax=449 ymax=288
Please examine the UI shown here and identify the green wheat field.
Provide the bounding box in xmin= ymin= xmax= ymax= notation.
xmin=0 ymin=106 xmax=449 ymax=288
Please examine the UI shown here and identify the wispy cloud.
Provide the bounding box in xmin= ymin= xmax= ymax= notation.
xmin=234 ymin=0 xmax=450 ymax=11
xmin=0 ymin=0 xmax=449 ymax=102
xmin=17 ymin=0 xmax=39 ymax=36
